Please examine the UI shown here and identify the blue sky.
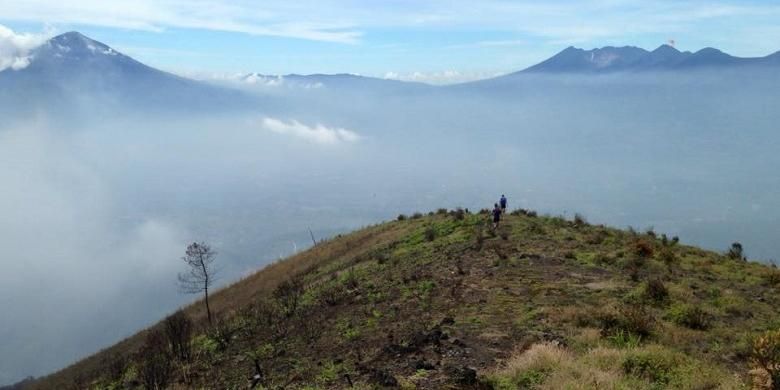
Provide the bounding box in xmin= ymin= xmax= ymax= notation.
xmin=2 ymin=0 xmax=780 ymax=83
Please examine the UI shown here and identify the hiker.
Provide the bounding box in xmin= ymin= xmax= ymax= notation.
xmin=492 ymin=203 xmax=502 ymax=229
xmin=500 ymin=194 xmax=507 ymax=214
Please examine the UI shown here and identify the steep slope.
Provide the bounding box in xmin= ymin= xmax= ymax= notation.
xmin=0 ymin=31 xmax=255 ymax=117
xmin=522 ymin=46 xmax=651 ymax=73
xmin=26 ymin=209 xmax=780 ymax=389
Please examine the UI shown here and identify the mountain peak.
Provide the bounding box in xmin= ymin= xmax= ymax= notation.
xmin=522 ymin=45 xmax=648 ymax=73
xmin=43 ymin=31 xmax=119 ymax=58
xmin=651 ymin=44 xmax=681 ymax=54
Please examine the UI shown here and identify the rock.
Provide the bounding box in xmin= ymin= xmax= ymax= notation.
xmin=445 ymin=365 xmax=478 ymax=385
xmin=411 ymin=359 xmax=436 ymax=370
xmin=370 ymin=369 xmax=399 ymax=387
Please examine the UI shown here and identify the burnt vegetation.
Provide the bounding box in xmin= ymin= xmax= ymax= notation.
xmin=24 ymin=210 xmax=780 ymax=389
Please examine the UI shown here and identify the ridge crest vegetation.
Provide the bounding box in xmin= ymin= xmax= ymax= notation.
xmin=27 ymin=209 xmax=780 ymax=389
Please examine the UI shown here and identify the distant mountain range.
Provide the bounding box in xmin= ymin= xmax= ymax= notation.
xmin=518 ymin=44 xmax=780 ymax=74
xmin=1 ymin=31 xmax=779 ymax=117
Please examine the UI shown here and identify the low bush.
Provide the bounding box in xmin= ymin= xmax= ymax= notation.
xmin=622 ymin=347 xmax=678 ymax=385
xmin=137 ymin=330 xmax=172 ymax=390
xmin=751 ymin=329 xmax=780 ymax=388
xmin=424 ymin=226 xmax=436 ymax=242
xmin=727 ymin=242 xmax=746 ymax=261
xmin=397 ymin=214 xmax=407 ymax=221
xmin=632 ymin=239 xmax=655 ymax=258
xmin=765 ymin=270 xmax=780 ymax=287
xmin=642 ymin=279 xmax=669 ymax=303
xmin=599 ymin=305 xmax=654 ymax=339
xmin=101 ymin=353 xmax=127 ymax=383
xmin=410 ymin=212 xmax=424 ymax=219
xmin=164 ymin=310 xmax=193 ymax=362
xmin=666 ymin=304 xmax=710 ymax=330
xmin=450 ymin=207 xmax=466 ymax=220
xmin=657 ymin=247 xmax=676 ymax=269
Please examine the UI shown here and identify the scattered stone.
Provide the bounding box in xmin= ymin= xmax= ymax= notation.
xmin=369 ymin=369 xmax=399 ymax=387
xmin=411 ymin=359 xmax=436 ymax=370
xmin=445 ymin=365 xmax=478 ymax=385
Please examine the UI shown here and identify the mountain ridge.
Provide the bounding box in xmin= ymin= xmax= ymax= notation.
xmin=517 ymin=44 xmax=780 ymax=74
xmin=22 ymin=209 xmax=780 ymax=389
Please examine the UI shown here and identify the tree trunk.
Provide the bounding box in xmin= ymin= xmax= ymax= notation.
xmin=204 ymin=287 xmax=212 ymax=326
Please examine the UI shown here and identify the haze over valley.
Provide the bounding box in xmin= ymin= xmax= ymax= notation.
xmin=2 ymin=26 xmax=780 ymax=385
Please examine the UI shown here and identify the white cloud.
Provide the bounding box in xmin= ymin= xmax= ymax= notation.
xmin=0 ymin=1 xmax=361 ymax=44
xmin=4 ymin=1 xmax=776 ymax=48
xmin=383 ymin=70 xmax=506 ymax=85
xmin=0 ymin=24 xmax=50 ymax=71
xmin=260 ymin=117 xmax=360 ymax=144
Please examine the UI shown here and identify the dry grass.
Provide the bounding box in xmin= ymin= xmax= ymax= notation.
xmin=25 ymin=211 xmax=779 ymax=389
xmin=28 ymin=221 xmax=411 ymax=390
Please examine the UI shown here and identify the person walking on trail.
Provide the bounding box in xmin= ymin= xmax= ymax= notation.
xmin=500 ymin=194 xmax=507 ymax=214
xmin=492 ymin=203 xmax=502 ymax=229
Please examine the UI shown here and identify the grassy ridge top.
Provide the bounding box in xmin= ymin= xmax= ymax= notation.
xmin=28 ymin=209 xmax=780 ymax=389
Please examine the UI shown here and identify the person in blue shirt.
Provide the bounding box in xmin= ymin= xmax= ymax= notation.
xmin=499 ymin=194 xmax=507 ymax=214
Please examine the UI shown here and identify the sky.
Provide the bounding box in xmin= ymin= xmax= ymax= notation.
xmin=2 ymin=0 xmax=780 ymax=83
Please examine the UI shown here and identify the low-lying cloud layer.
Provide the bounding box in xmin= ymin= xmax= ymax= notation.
xmin=0 ymin=125 xmax=186 ymax=383
xmin=0 ymin=24 xmax=48 ymax=71
xmin=261 ymin=117 xmax=360 ymax=144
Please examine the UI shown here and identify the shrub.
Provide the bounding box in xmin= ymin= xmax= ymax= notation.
xmin=642 ymin=279 xmax=669 ymax=303
xmin=436 ymin=208 xmax=448 ymax=215
xmin=411 ymin=212 xmax=424 ymax=219
xmin=474 ymin=225 xmax=485 ymax=250
xmin=101 ymin=353 xmax=127 ymax=383
xmin=645 ymin=227 xmax=656 ymax=238
xmin=622 ymin=347 xmax=678 ymax=385
xmin=751 ymin=329 xmax=780 ymax=388
xmin=320 ymin=283 xmax=347 ymax=306
xmin=397 ymin=214 xmax=407 ymax=221
xmin=164 ymin=311 xmax=193 ymax=362
xmin=727 ymin=242 xmax=746 ymax=261
xmin=479 ymin=208 xmax=490 ymax=215
xmin=765 ymin=270 xmax=780 ymax=287
xmin=207 ymin=315 xmax=237 ymax=351
xmin=632 ymin=239 xmax=654 ymax=258
xmin=623 ymin=256 xmax=645 ymax=282
xmin=424 ymin=226 xmax=436 ymax=242
xmin=607 ymin=329 xmax=643 ymax=348
xmin=137 ymin=330 xmax=172 ymax=390
xmin=450 ymin=207 xmax=466 ymax=221
xmin=274 ymin=277 xmax=305 ymax=318
xmin=573 ymin=213 xmax=588 ymax=226
xmin=666 ymin=304 xmax=710 ymax=330
xmin=599 ymin=305 xmax=654 ymax=339
xmin=657 ymin=247 xmax=676 ymax=268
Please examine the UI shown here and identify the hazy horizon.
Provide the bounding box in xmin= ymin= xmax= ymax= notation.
xmin=2 ymin=3 xmax=780 ymax=386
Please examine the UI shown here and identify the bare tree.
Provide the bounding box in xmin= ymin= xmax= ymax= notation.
xmin=178 ymin=242 xmax=217 ymax=325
